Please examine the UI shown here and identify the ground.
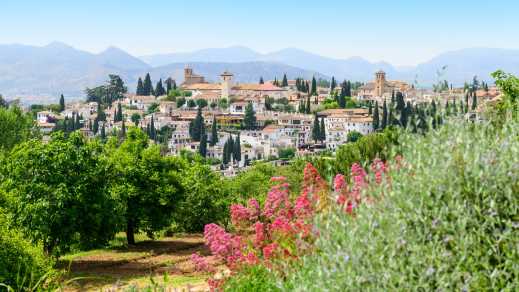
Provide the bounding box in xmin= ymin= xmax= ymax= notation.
xmin=59 ymin=233 xmax=214 ymax=291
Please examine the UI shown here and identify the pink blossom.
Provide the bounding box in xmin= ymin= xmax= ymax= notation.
xmin=254 ymin=221 xmax=266 ymax=246
xmin=270 ymin=216 xmax=292 ymax=235
xmin=294 ymin=193 xmax=313 ymax=218
xmin=270 ymin=176 xmax=287 ymax=182
xmin=262 ymin=183 xmax=291 ymax=219
xmin=333 ymin=174 xmax=346 ymax=192
xmin=230 ymin=204 xmax=251 ymax=226
xmin=263 ymin=243 xmax=278 ymax=260
xmin=247 ymin=198 xmax=261 ymax=221
xmin=191 ymin=253 xmax=213 ymax=272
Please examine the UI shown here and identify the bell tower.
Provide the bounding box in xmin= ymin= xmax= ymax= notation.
xmin=220 ymin=71 xmax=234 ymax=98
xmin=375 ymin=70 xmax=386 ymax=97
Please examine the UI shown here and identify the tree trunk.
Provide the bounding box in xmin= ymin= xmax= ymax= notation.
xmin=126 ymin=219 xmax=135 ymax=245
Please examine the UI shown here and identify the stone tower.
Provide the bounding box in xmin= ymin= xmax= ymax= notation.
xmin=184 ymin=66 xmax=193 ymax=79
xmin=220 ymin=71 xmax=234 ymax=98
xmin=375 ymin=70 xmax=386 ymax=97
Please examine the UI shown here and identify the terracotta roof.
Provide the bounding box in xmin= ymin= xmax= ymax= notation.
xmin=184 ymin=83 xmax=221 ymax=91
xmin=233 ymin=83 xmax=286 ymax=91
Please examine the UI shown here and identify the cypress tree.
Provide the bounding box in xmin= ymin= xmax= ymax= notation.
xmin=227 ymin=136 xmax=234 ymax=163
xmin=368 ymin=102 xmax=373 ymax=115
xmin=388 ymin=107 xmax=394 ymax=126
xmin=233 ymin=133 xmax=241 ymax=162
xmin=191 ymin=107 xmax=205 ymax=141
xmin=445 ymin=101 xmax=451 ymax=116
xmin=165 ymin=78 xmax=173 ymax=94
xmin=312 ymin=114 xmax=320 ymax=143
xmin=150 ymin=116 xmax=156 ymax=140
xmin=338 ymin=94 xmax=346 ymax=108
xmin=310 ymin=76 xmax=317 ymax=96
xmin=113 ymin=107 xmax=118 ymax=123
xmin=319 ymin=118 xmax=326 ymax=143
xmin=243 ymin=103 xmax=256 ymax=130
xmin=282 ymin=74 xmax=288 ymax=87
xmin=373 ymin=101 xmax=380 ymax=130
xmin=155 ymin=79 xmax=165 ymax=97
xmin=75 ymin=113 xmax=81 ymax=130
xmin=210 ymin=116 xmax=218 ymax=146
xmin=143 ymin=73 xmax=153 ymax=96
xmin=331 ymin=77 xmax=337 ymax=91
xmin=100 ymin=123 xmax=106 ymax=140
xmin=381 ymin=99 xmax=388 ymax=129
xmin=117 ymin=103 xmax=123 ymax=122
xmin=472 ymin=91 xmax=477 ymax=110
xmin=121 ymin=119 xmax=126 ymax=138
xmin=59 ymin=94 xmax=65 ymax=112
xmin=391 ymin=90 xmax=395 ymax=104
xmin=136 ymin=78 xmax=144 ymax=95
xmin=199 ymin=133 xmax=207 ymax=157
xmin=452 ymin=99 xmax=458 ymax=115
xmin=93 ymin=118 xmax=99 ymax=134
xmin=396 ymin=92 xmax=405 ymax=112
xmin=259 ymin=77 xmax=264 ymax=84
xmin=306 ymin=97 xmax=311 ymax=114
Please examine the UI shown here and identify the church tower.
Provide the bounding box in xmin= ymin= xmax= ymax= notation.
xmin=220 ymin=71 xmax=234 ymax=98
xmin=375 ymin=70 xmax=386 ymax=97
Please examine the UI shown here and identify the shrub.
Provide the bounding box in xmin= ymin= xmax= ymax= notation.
xmin=0 ymin=211 xmax=53 ymax=290
xmin=282 ymin=118 xmax=519 ymax=291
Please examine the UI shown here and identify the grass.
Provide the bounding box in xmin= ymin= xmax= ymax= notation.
xmin=58 ymin=233 xmax=210 ymax=291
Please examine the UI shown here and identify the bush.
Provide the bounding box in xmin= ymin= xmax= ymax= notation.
xmin=282 ymin=118 xmax=519 ymax=291
xmin=0 ymin=212 xmax=53 ymax=289
xmin=222 ymin=265 xmax=280 ymax=292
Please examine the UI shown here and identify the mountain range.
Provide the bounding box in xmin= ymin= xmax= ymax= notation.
xmin=1 ymin=42 xmax=518 ymax=103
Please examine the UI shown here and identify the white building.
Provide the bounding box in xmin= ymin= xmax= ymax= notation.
xmin=319 ymin=109 xmax=374 ymax=150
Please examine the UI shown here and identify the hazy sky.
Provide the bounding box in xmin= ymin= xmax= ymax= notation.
xmin=1 ymin=0 xmax=517 ymax=66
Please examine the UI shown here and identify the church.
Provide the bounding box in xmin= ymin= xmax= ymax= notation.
xmin=357 ymin=70 xmax=410 ymax=101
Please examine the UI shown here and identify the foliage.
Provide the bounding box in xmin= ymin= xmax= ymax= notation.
xmin=242 ymin=103 xmax=257 ymax=130
xmin=146 ymin=102 xmax=159 ymax=114
xmin=0 ymin=210 xmax=54 ymax=290
xmin=106 ymin=128 xmax=185 ymax=244
xmin=278 ymin=147 xmax=296 ymax=160
xmin=0 ymin=106 xmax=37 ymax=152
xmin=172 ymin=163 xmax=231 ymax=232
xmin=85 ymin=74 xmax=127 ymax=106
xmin=221 ymin=265 xmax=280 ymax=292
xmin=347 ymin=130 xmax=362 ymax=142
xmin=1 ymin=132 xmax=118 ymax=255
xmin=282 ymin=118 xmax=519 ymax=291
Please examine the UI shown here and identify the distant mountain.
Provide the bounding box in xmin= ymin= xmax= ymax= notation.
xmin=2 ymin=42 xmax=519 ymax=103
xmin=141 ymin=46 xmax=519 ymax=85
xmin=146 ymin=62 xmax=327 ymax=84
xmin=0 ymin=42 xmax=151 ymax=101
xmin=140 ymin=46 xmax=262 ymax=66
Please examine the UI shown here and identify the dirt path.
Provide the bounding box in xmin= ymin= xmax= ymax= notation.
xmin=60 ymin=234 xmax=213 ymax=291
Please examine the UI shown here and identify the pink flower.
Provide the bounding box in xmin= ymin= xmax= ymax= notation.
xmin=262 ymin=183 xmax=291 ymax=219
xmin=254 ymin=221 xmax=266 ymax=246
xmin=191 ymin=253 xmax=213 ymax=272
xmin=270 ymin=176 xmax=287 ymax=182
xmin=333 ymin=174 xmax=346 ymax=192
xmin=263 ymin=243 xmax=278 ymax=260
xmin=230 ymin=204 xmax=251 ymax=226
xmin=294 ymin=192 xmax=313 ymax=218
xmin=245 ymin=252 xmax=259 ymax=265
xmin=270 ymin=216 xmax=292 ymax=235
xmin=247 ymin=198 xmax=261 ymax=221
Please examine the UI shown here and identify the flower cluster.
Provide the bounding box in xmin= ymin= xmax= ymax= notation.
xmin=194 ymin=161 xmax=393 ymax=290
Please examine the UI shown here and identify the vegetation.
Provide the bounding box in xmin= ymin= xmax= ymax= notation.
xmin=0 ymin=106 xmax=37 ymax=152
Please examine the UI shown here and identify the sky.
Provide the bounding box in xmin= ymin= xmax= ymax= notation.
xmin=1 ymin=0 xmax=517 ymax=66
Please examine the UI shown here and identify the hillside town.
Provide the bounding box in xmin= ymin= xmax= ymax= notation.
xmin=32 ymin=67 xmax=500 ymax=175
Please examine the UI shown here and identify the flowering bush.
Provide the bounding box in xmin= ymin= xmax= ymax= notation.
xmin=194 ymin=161 xmax=390 ymax=290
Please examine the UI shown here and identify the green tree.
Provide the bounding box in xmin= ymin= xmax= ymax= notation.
xmin=136 ymin=77 xmax=144 ymax=95
xmin=282 ymin=74 xmax=288 ymax=87
xmin=143 ymin=73 xmax=153 ymax=96
xmin=306 ymin=97 xmax=311 ymax=114
xmin=107 ymin=128 xmax=185 ymax=244
xmin=381 ymin=99 xmax=388 ymax=129
xmin=2 ymin=133 xmax=118 ymax=255
xmin=243 ymin=103 xmax=257 ymax=130
xmin=117 ymin=103 xmax=123 ymax=122
xmin=177 ymin=97 xmax=186 ymax=108
xmin=165 ymin=78 xmax=174 ymax=94
xmin=59 ymin=94 xmax=65 ymax=112
xmin=155 ymin=79 xmax=166 ymax=97
xmin=190 ymin=107 xmax=205 ymax=141
xmin=311 ymin=76 xmax=317 ymax=96
xmin=233 ymin=133 xmax=241 ymax=162
xmin=93 ymin=118 xmax=99 ymax=134
xmin=347 ymin=131 xmax=363 ymax=143
xmin=100 ymin=123 xmax=106 ymax=140
xmin=210 ymin=116 xmax=218 ymax=146
xmin=196 ymin=99 xmax=208 ymax=108
xmin=0 ymin=106 xmax=36 ymax=152
xmin=331 ymin=77 xmax=337 ymax=91
xmin=199 ymin=133 xmax=207 ymax=157
xmin=373 ymin=101 xmax=380 ymax=130
xmin=259 ymin=77 xmax=264 ymax=84
xmin=319 ymin=118 xmax=326 ymax=143
xmin=187 ymin=99 xmax=196 ymax=108
xmin=312 ymin=114 xmax=320 ymax=143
